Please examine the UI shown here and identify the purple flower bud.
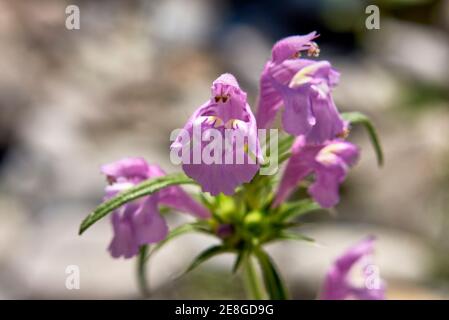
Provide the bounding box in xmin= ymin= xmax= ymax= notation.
xmin=216 ymin=224 xmax=234 ymax=239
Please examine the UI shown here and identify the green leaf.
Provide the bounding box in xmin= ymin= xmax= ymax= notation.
xmin=341 ymin=111 xmax=384 ymax=166
xmin=185 ymin=245 xmax=233 ymax=274
xmin=262 ymin=135 xmax=295 ymax=169
xmin=148 ymin=222 xmax=212 ymax=260
xmin=254 ymin=249 xmax=289 ymax=300
xmin=278 ymin=231 xmax=315 ymax=243
xmin=198 ymin=192 xmax=215 ymax=210
xmin=232 ymin=250 xmax=246 ymax=274
xmin=271 ymin=135 xmax=295 ymax=167
xmin=277 ymin=198 xmax=321 ymax=222
xmin=278 ymin=152 xmax=292 ymax=165
xmin=79 ymin=173 xmax=195 ymax=235
xmin=278 ymin=135 xmax=295 ymax=155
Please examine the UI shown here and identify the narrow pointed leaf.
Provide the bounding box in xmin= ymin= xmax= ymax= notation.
xmin=198 ymin=192 xmax=215 ymax=210
xmin=262 ymin=135 xmax=293 ymax=168
xmin=278 ymin=152 xmax=292 ymax=165
xmin=185 ymin=245 xmax=233 ymax=274
xmin=278 ymin=198 xmax=321 ymax=222
xmin=278 ymin=135 xmax=295 ymax=155
xmin=254 ymin=249 xmax=289 ymax=300
xmin=341 ymin=111 xmax=384 ymax=166
xmin=79 ymin=173 xmax=195 ymax=235
xmin=278 ymin=231 xmax=315 ymax=243
xmin=232 ymin=250 xmax=246 ymax=274
xmin=148 ymin=222 xmax=213 ymax=260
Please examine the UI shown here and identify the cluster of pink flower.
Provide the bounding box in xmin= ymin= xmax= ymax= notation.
xmin=86 ymin=32 xmax=384 ymax=300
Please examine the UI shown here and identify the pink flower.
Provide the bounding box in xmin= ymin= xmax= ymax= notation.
xmin=101 ymin=157 xmax=210 ymax=258
xmin=273 ymin=136 xmax=359 ymax=208
xmin=256 ymin=32 xmax=345 ymax=143
xmin=171 ymin=74 xmax=262 ymax=196
xmin=320 ymin=236 xmax=385 ymax=300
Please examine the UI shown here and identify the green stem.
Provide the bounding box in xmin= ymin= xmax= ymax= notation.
xmin=242 ymin=253 xmax=265 ymax=300
xmin=137 ymin=245 xmax=150 ymax=298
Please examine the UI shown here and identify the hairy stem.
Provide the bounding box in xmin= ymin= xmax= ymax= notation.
xmin=242 ymin=253 xmax=265 ymax=300
xmin=137 ymin=245 xmax=150 ymax=298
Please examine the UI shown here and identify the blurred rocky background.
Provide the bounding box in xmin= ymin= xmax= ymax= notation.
xmin=0 ymin=0 xmax=448 ymax=299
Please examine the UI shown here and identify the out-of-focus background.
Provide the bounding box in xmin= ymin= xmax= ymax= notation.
xmin=0 ymin=0 xmax=448 ymax=299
